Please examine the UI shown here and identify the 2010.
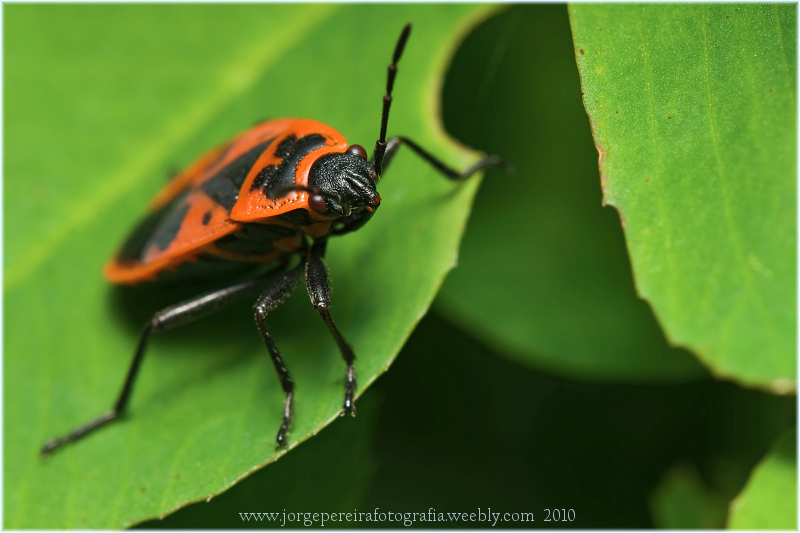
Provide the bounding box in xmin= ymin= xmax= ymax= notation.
xmin=544 ymin=509 xmax=575 ymax=522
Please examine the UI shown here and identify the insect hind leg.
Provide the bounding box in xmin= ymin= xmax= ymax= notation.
xmin=41 ymin=270 xmax=284 ymax=457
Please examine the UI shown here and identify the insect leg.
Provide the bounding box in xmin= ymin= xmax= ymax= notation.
xmin=41 ymin=271 xmax=283 ymax=457
xmin=304 ymin=239 xmax=358 ymax=418
xmin=379 ymin=136 xmax=513 ymax=180
xmin=252 ymin=262 xmax=306 ymax=448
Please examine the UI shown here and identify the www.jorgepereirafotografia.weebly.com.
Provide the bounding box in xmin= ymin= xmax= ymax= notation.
xmin=239 ymin=507 xmax=549 ymax=527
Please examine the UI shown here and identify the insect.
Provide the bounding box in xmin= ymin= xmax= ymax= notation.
xmin=42 ymin=24 xmax=508 ymax=455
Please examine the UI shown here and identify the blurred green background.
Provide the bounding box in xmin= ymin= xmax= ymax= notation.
xmin=5 ymin=4 xmax=795 ymax=529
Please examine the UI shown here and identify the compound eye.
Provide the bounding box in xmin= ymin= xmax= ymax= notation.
xmin=347 ymin=144 xmax=368 ymax=159
xmin=309 ymin=194 xmax=328 ymax=214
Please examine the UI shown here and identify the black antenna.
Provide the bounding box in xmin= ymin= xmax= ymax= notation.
xmin=373 ymin=23 xmax=412 ymax=177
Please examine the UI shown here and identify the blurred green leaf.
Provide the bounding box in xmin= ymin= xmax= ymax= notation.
xmin=438 ymin=5 xmax=706 ymax=381
xmin=649 ymin=465 xmax=728 ymax=528
xmin=569 ymin=4 xmax=796 ymax=390
xmin=729 ymin=430 xmax=797 ymax=530
xmin=4 ymin=4 xmax=495 ymax=528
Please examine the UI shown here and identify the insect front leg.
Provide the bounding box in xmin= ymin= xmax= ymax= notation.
xmin=41 ymin=272 xmax=282 ymax=456
xmin=252 ymin=263 xmax=306 ymax=448
xmin=379 ymin=136 xmax=512 ymax=180
xmin=305 ymin=239 xmax=357 ymax=417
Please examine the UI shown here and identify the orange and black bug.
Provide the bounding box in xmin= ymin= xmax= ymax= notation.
xmin=42 ymin=24 xmax=508 ymax=455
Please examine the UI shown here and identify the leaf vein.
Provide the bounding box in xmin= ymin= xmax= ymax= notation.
xmin=700 ymin=7 xmax=779 ymax=359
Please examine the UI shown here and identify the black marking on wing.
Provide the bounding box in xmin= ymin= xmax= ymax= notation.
xmin=202 ymin=211 xmax=212 ymax=225
xmin=250 ymin=134 xmax=327 ymax=196
xmin=153 ymin=202 xmax=192 ymax=252
xmin=201 ymin=138 xmax=276 ymax=210
xmin=116 ymin=190 xmax=190 ymax=263
xmin=274 ymin=134 xmax=297 ymax=159
xmin=250 ymin=165 xmax=278 ymax=192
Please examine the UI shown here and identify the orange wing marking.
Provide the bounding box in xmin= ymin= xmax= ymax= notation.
xmin=230 ymin=119 xmax=348 ymax=223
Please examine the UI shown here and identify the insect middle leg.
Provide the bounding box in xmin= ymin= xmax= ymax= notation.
xmin=252 ymin=262 xmax=307 ymax=447
xmin=41 ymin=268 xmax=285 ymax=456
xmin=305 ymin=239 xmax=357 ymax=417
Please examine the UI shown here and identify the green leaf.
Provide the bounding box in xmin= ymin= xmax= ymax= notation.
xmin=569 ymin=4 xmax=796 ymax=391
xmin=728 ymin=431 xmax=797 ymax=530
xmin=437 ymin=5 xmax=706 ymax=381
xmin=137 ymin=392 xmax=381 ymax=529
xmin=4 ymin=5 xmax=495 ymax=528
xmin=649 ymin=465 xmax=728 ymax=528
xmin=728 ymin=430 xmax=797 ymax=530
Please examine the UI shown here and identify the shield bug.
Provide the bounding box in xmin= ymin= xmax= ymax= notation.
xmin=42 ymin=23 xmax=509 ymax=455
